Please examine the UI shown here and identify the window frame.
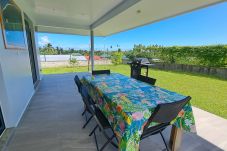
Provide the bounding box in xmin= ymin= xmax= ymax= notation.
xmin=0 ymin=0 xmax=27 ymax=50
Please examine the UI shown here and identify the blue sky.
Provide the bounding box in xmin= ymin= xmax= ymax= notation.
xmin=38 ymin=2 xmax=227 ymax=51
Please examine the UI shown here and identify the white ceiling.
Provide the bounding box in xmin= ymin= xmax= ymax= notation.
xmin=15 ymin=0 xmax=224 ymax=36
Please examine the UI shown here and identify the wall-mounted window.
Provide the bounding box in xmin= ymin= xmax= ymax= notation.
xmin=0 ymin=0 xmax=26 ymax=49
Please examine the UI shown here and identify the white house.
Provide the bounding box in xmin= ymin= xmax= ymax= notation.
xmin=40 ymin=55 xmax=87 ymax=62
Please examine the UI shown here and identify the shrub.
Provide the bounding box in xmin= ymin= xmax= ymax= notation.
xmin=111 ymin=51 xmax=123 ymax=65
xmin=125 ymin=44 xmax=227 ymax=67
xmin=69 ymin=57 xmax=78 ymax=67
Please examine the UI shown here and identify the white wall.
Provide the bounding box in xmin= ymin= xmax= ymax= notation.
xmin=0 ymin=28 xmax=38 ymax=128
xmin=0 ymin=63 xmax=11 ymax=127
xmin=40 ymin=55 xmax=87 ymax=62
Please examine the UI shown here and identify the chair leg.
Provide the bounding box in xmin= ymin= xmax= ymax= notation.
xmin=82 ymin=115 xmax=93 ymax=129
xmin=159 ymin=131 xmax=169 ymax=151
xmin=100 ymin=134 xmax=115 ymax=151
xmin=92 ymin=127 xmax=118 ymax=151
xmin=89 ymin=125 xmax=98 ymax=136
xmin=85 ymin=110 xmax=88 ymax=121
xmin=102 ymin=130 xmax=118 ymax=149
xmin=82 ymin=108 xmax=86 ymax=116
xmin=93 ymin=130 xmax=100 ymax=151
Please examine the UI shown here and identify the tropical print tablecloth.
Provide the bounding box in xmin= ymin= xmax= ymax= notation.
xmin=81 ymin=73 xmax=196 ymax=151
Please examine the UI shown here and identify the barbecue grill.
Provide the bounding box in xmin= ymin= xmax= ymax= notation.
xmin=128 ymin=58 xmax=154 ymax=77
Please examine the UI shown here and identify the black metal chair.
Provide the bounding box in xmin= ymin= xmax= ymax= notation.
xmin=141 ymin=96 xmax=191 ymax=151
xmin=74 ymin=75 xmax=88 ymax=117
xmin=92 ymin=70 xmax=110 ymax=75
xmin=74 ymin=75 xmax=82 ymax=94
xmin=130 ymin=60 xmax=142 ymax=79
xmin=80 ymin=85 xmax=95 ymax=128
xmin=137 ymin=75 xmax=156 ymax=85
xmin=89 ymin=107 xmax=118 ymax=151
xmin=80 ymin=86 xmax=118 ymax=151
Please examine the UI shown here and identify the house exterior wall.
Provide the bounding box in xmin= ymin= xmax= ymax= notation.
xmin=0 ymin=16 xmax=40 ymax=128
xmin=0 ymin=63 xmax=11 ymax=127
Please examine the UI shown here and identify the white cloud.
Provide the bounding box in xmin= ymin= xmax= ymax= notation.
xmin=38 ymin=36 xmax=50 ymax=46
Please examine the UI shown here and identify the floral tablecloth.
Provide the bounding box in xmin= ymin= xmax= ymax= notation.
xmin=81 ymin=73 xmax=196 ymax=151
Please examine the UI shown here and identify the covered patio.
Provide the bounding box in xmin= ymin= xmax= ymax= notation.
xmin=0 ymin=0 xmax=227 ymax=151
xmin=14 ymin=0 xmax=225 ymax=71
xmin=4 ymin=73 xmax=227 ymax=151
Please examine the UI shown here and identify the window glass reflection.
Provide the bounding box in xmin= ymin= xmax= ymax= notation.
xmin=1 ymin=0 xmax=26 ymax=48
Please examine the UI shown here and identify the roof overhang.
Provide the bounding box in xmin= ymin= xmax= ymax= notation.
xmin=14 ymin=0 xmax=225 ymax=36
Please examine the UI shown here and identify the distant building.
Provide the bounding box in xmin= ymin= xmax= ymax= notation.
xmin=40 ymin=55 xmax=87 ymax=62
xmin=100 ymin=54 xmax=111 ymax=59
xmin=85 ymin=56 xmax=102 ymax=60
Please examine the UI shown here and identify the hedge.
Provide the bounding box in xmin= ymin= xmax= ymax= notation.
xmin=125 ymin=44 xmax=227 ymax=67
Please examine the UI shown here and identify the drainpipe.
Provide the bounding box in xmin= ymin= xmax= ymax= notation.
xmin=90 ymin=30 xmax=94 ymax=71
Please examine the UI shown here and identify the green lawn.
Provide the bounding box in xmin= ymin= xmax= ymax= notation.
xmin=42 ymin=65 xmax=227 ymax=119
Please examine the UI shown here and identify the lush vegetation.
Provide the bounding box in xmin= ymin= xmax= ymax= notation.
xmin=69 ymin=56 xmax=79 ymax=67
xmin=40 ymin=43 xmax=227 ymax=68
xmin=125 ymin=44 xmax=227 ymax=67
xmin=42 ymin=64 xmax=227 ymax=119
xmin=40 ymin=43 xmax=112 ymax=57
xmin=111 ymin=51 xmax=124 ymax=65
xmin=40 ymin=43 xmax=90 ymax=55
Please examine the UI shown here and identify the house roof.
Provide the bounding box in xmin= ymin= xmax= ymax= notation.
xmin=100 ymin=54 xmax=111 ymax=58
xmin=85 ymin=56 xmax=102 ymax=60
xmin=15 ymin=0 xmax=224 ymax=36
xmin=71 ymin=53 xmax=83 ymax=56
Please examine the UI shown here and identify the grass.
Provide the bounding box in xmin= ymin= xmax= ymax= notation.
xmin=42 ymin=65 xmax=227 ymax=119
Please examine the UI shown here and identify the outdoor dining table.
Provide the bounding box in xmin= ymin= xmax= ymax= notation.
xmin=81 ymin=73 xmax=196 ymax=151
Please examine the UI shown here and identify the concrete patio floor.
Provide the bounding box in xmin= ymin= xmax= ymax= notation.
xmin=4 ymin=73 xmax=227 ymax=151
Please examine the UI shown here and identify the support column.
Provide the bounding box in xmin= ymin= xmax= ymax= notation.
xmin=90 ymin=30 xmax=94 ymax=71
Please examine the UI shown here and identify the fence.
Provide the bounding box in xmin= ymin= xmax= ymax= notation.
xmin=40 ymin=55 xmax=87 ymax=62
xmin=40 ymin=55 xmax=112 ymax=68
xmin=41 ymin=60 xmax=112 ymax=68
xmin=152 ymin=63 xmax=227 ymax=79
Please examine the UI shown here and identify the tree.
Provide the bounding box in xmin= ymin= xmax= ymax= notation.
xmin=56 ymin=46 xmax=63 ymax=55
xmin=125 ymin=44 xmax=154 ymax=60
xmin=111 ymin=51 xmax=123 ymax=65
xmin=40 ymin=43 xmax=58 ymax=55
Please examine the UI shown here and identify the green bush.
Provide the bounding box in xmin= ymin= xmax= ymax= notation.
xmin=194 ymin=45 xmax=227 ymax=67
xmin=111 ymin=51 xmax=123 ymax=65
xmin=69 ymin=57 xmax=78 ymax=67
xmin=125 ymin=44 xmax=227 ymax=67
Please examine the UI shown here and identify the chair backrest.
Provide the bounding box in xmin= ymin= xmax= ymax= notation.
xmin=81 ymin=86 xmax=95 ymax=114
xmin=130 ymin=60 xmax=142 ymax=79
xmin=74 ymin=75 xmax=82 ymax=93
xmin=92 ymin=70 xmax=110 ymax=75
xmin=144 ymin=96 xmax=191 ymax=130
xmin=138 ymin=75 xmax=156 ymax=85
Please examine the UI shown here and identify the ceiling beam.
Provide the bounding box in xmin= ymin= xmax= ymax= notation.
xmin=35 ymin=25 xmax=90 ymax=36
xmin=90 ymin=0 xmax=140 ymax=30
xmin=35 ymin=22 xmax=90 ymax=30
